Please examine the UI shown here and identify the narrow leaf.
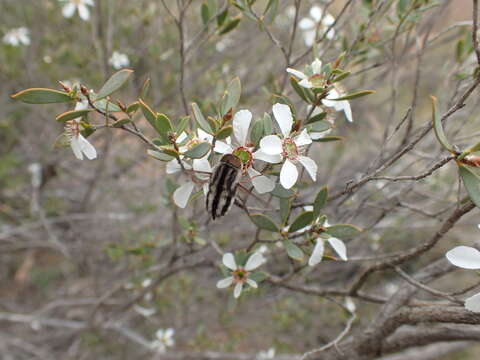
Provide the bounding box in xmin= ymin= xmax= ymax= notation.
xmin=191 ymin=103 xmax=213 ymax=134
xmin=326 ymin=224 xmax=361 ymax=238
xmin=12 ymin=88 xmax=72 ymax=104
xmin=313 ymin=186 xmax=328 ymax=218
xmin=431 ymin=96 xmax=453 ymax=151
xmin=56 ymin=109 xmax=93 ymax=122
xmin=459 ymin=165 xmax=480 ymax=208
xmin=289 ymin=211 xmax=314 ymax=233
xmin=96 ymin=69 xmax=133 ymax=100
xmin=284 ymin=240 xmax=304 ymax=261
xmin=249 ymin=213 xmax=279 ymax=232
xmin=183 ymin=142 xmax=211 ymax=159
xmin=326 ymin=90 xmax=375 ymax=101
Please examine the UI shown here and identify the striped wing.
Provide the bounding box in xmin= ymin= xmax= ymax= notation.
xmin=206 ymin=162 xmax=241 ymax=220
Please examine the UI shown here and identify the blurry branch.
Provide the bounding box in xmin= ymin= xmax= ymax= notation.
xmin=473 ymin=0 xmax=480 ymax=65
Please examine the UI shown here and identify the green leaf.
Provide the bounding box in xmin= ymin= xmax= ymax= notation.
xmin=250 ymin=119 xmax=264 ymax=146
xmin=332 ymin=71 xmax=351 ymax=83
xmin=283 ymin=240 xmax=304 ymax=261
xmin=219 ymin=17 xmax=241 ymax=35
xmin=306 ymin=112 xmax=327 ymax=124
xmin=183 ymin=142 xmax=211 ymax=159
xmin=191 ymin=103 xmax=213 ymax=134
xmin=11 ymin=88 xmax=72 ymax=104
xmin=201 ymin=2 xmax=210 ymax=25
xmin=158 ymin=146 xmax=179 ymax=157
xmin=112 ymin=118 xmax=132 ymax=128
xmin=271 ymin=184 xmax=294 ymax=198
xmin=220 ymin=77 xmax=242 ymax=115
xmin=216 ymin=125 xmax=233 ymax=140
xmin=313 ymin=186 xmax=328 ymax=218
xmin=53 ymin=132 xmax=70 ymax=148
xmin=263 ymin=112 xmax=273 ymax=135
xmin=176 ymin=116 xmax=190 ymax=134
xmin=290 ymin=77 xmax=310 ymax=103
xmin=126 ymin=101 xmax=140 ymax=114
xmin=96 ymin=69 xmax=133 ymax=100
xmin=263 ymin=0 xmax=279 ymax=24
xmin=217 ymin=7 xmax=228 ymax=26
xmin=147 ymin=149 xmax=174 ymax=162
xmin=307 ymin=120 xmax=331 ymax=132
xmin=139 ymin=99 xmax=158 ymax=128
xmin=249 ymin=271 xmax=268 ymax=283
xmin=249 ymin=213 xmax=279 ymax=232
xmin=326 ymin=90 xmax=375 ymax=101
xmin=280 ymin=198 xmax=291 ymax=225
xmin=94 ymin=99 xmax=121 ymax=112
xmin=156 ymin=113 xmax=173 ymax=135
xmin=459 ymin=165 xmax=480 ymax=208
xmin=431 ymin=96 xmax=453 ymax=151
xmin=56 ymin=109 xmax=93 ymax=122
xmin=326 ymin=224 xmax=361 ymax=238
xmin=314 ymin=136 xmax=343 ymax=142
xmin=289 ymin=211 xmax=314 ymax=233
xmin=140 ymin=78 xmax=151 ymax=99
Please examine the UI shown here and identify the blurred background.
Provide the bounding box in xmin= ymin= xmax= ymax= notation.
xmin=2 ymin=0 xmax=480 ymax=359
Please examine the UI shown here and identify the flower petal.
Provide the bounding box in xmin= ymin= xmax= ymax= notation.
xmin=311 ymin=58 xmax=323 ymax=74
xmin=299 ymin=17 xmax=315 ymax=30
xmin=70 ymin=137 xmax=84 ymax=160
xmin=309 ymin=6 xmax=323 ymax=22
xmin=272 ymin=103 xmax=293 ymax=137
xmin=78 ymin=134 xmax=97 ymax=160
xmin=280 ymin=159 xmax=298 ymax=189
xmin=62 ymin=3 xmax=76 ymax=18
xmin=197 ymin=128 xmax=213 ymax=143
xmin=245 ymin=252 xmax=265 ymax=271
xmin=294 ymin=129 xmax=312 ymax=147
xmin=465 ymin=292 xmax=480 ymax=313
xmin=78 ymin=4 xmax=90 ymax=21
xmin=193 ymin=156 xmax=212 ymax=174
xmin=253 ymin=149 xmax=282 ymax=163
xmin=172 ymin=181 xmax=194 ymax=208
xmin=308 ymin=239 xmax=325 ymax=266
xmin=286 ymin=68 xmax=307 ymax=80
xmin=213 ymin=140 xmax=233 ymax=154
xmin=233 ymin=282 xmax=243 ymax=298
xmin=310 ymin=128 xmax=332 ymax=140
xmin=343 ymin=100 xmax=353 ymax=123
xmin=297 ymin=156 xmax=317 ymax=181
xmin=222 ymin=253 xmax=237 ymax=270
xmin=328 ymin=237 xmax=347 ymax=261
xmin=298 ymin=78 xmax=313 ymax=89
xmin=303 ymin=30 xmax=316 ymax=47
xmin=246 ymin=278 xmax=258 ymax=288
xmin=259 ymin=135 xmax=283 ymax=155
xmin=166 ymin=159 xmax=182 ymax=174
xmin=248 ymin=167 xmax=275 ymax=194
xmin=446 ymin=246 xmax=480 ymax=269
xmin=233 ymin=109 xmax=252 ymax=146
xmin=216 ymin=276 xmax=234 ymax=288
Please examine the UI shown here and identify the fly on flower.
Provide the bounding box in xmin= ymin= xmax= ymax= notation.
xmin=206 ymin=154 xmax=242 ymax=220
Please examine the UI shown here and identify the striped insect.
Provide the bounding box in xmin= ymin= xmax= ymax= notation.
xmin=206 ymin=154 xmax=243 ymax=220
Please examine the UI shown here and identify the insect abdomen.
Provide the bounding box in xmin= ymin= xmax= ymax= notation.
xmin=206 ymin=162 xmax=240 ymax=220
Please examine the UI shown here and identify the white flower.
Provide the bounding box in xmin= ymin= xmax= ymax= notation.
xmin=133 ymin=304 xmax=156 ymax=317
xmin=257 ymin=347 xmax=275 ymax=360
xmin=151 ymin=328 xmax=175 ymax=353
xmin=298 ymin=6 xmax=335 ymax=46
xmin=109 ymin=51 xmax=130 ymax=69
xmin=287 ymin=61 xmax=353 ymax=123
xmin=3 ymin=27 xmax=30 ymax=46
xmin=61 ymin=0 xmax=95 ymax=21
xmin=214 ymin=109 xmax=276 ymax=194
xmin=307 ymin=105 xmax=333 ymax=140
xmin=286 ymin=58 xmax=323 ymax=89
xmin=322 ymin=88 xmax=353 ymax=123
xmin=216 ymin=252 xmax=265 ymax=298
xmin=258 ymin=104 xmax=317 ymax=189
xmin=169 ymin=130 xmax=213 ymax=208
xmin=446 ymin=246 xmax=480 ymax=312
xmin=64 ymin=101 xmax=97 ymax=161
xmin=308 ymin=219 xmax=348 ymax=266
